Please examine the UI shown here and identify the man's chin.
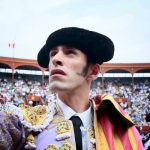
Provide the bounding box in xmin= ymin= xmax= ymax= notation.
xmin=49 ymin=85 xmax=66 ymax=93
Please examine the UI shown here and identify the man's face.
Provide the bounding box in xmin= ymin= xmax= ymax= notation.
xmin=48 ymin=45 xmax=89 ymax=92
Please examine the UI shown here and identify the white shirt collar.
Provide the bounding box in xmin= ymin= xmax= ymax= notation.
xmin=57 ymin=96 xmax=92 ymax=128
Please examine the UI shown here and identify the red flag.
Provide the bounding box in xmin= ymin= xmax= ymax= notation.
xmin=8 ymin=43 xmax=15 ymax=48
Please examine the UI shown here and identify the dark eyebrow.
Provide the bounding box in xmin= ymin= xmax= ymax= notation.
xmin=64 ymin=45 xmax=75 ymax=49
xmin=50 ymin=46 xmax=58 ymax=51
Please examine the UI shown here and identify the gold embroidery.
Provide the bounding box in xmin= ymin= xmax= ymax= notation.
xmin=53 ymin=117 xmax=64 ymax=124
xmin=59 ymin=143 xmax=73 ymax=150
xmin=45 ymin=144 xmax=58 ymax=150
xmin=90 ymin=145 xmax=96 ymax=150
xmin=24 ymin=133 xmax=36 ymax=149
xmin=56 ymin=121 xmax=72 ymax=141
xmin=88 ymin=127 xmax=95 ymax=139
xmin=64 ymin=138 xmax=70 ymax=143
xmin=21 ymin=105 xmax=48 ymax=125
xmin=56 ymin=121 xmax=71 ymax=135
xmin=88 ymin=127 xmax=96 ymax=150
xmin=26 ymin=133 xmax=35 ymax=144
xmin=45 ymin=143 xmax=73 ymax=150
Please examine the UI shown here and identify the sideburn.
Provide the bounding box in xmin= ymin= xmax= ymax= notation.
xmin=77 ymin=62 xmax=91 ymax=77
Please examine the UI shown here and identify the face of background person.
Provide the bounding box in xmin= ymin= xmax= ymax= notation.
xmin=48 ymin=45 xmax=91 ymax=93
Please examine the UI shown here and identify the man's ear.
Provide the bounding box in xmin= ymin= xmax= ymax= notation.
xmin=87 ymin=64 xmax=100 ymax=80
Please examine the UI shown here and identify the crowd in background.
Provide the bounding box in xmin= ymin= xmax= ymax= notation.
xmin=0 ymin=74 xmax=150 ymax=149
xmin=90 ymin=79 xmax=150 ymax=126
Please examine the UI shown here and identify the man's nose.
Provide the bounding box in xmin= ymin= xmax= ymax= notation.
xmin=51 ymin=51 xmax=63 ymax=66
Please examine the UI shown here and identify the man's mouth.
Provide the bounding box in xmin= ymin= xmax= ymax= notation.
xmin=50 ymin=69 xmax=66 ymax=76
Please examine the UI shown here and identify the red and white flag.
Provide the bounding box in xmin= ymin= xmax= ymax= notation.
xmin=8 ymin=43 xmax=15 ymax=48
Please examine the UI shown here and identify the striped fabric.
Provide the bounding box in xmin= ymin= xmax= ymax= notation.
xmin=93 ymin=95 xmax=144 ymax=150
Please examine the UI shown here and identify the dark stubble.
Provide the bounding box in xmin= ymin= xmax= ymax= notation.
xmin=76 ymin=63 xmax=90 ymax=77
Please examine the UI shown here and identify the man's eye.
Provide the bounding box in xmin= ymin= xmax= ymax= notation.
xmin=50 ymin=51 xmax=57 ymax=57
xmin=66 ymin=50 xmax=76 ymax=55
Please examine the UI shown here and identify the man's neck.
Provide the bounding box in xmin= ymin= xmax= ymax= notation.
xmin=57 ymin=90 xmax=90 ymax=113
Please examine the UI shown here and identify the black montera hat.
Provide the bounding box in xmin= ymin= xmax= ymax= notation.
xmin=37 ymin=27 xmax=114 ymax=68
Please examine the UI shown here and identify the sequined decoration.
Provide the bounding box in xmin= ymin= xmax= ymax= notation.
xmin=88 ymin=127 xmax=96 ymax=150
xmin=45 ymin=143 xmax=73 ymax=150
xmin=56 ymin=121 xmax=71 ymax=135
xmin=59 ymin=143 xmax=72 ymax=150
xmin=22 ymin=105 xmax=48 ymax=125
xmin=45 ymin=144 xmax=58 ymax=150
xmin=88 ymin=127 xmax=95 ymax=139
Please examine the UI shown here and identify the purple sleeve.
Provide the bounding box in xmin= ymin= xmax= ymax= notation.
xmin=0 ymin=111 xmax=25 ymax=150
